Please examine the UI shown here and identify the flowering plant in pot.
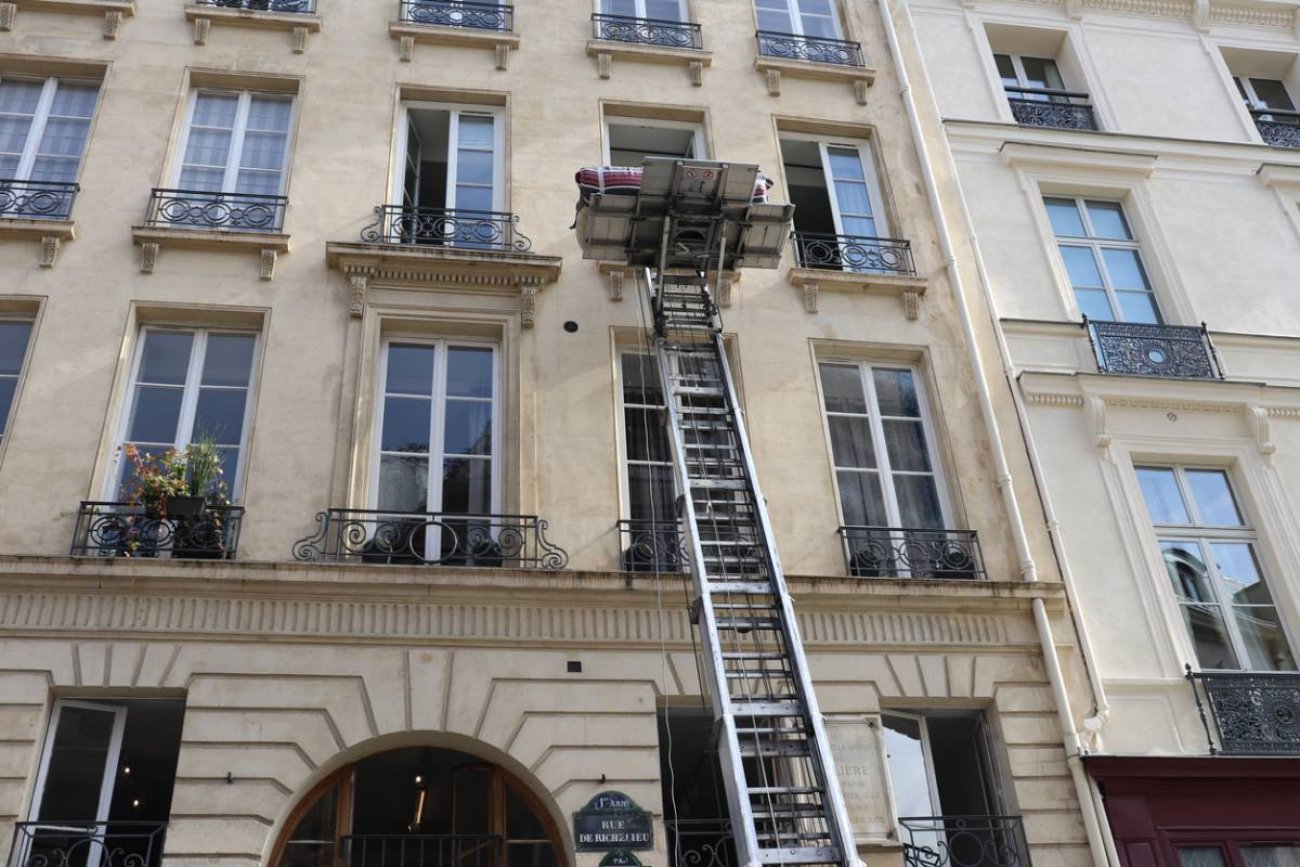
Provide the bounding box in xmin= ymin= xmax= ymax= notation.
xmin=121 ymin=436 xmax=229 ymax=519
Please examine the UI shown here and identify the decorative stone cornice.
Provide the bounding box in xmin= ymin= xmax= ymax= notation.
xmin=389 ymin=21 xmax=518 ymax=67
xmin=3 ymin=0 xmax=135 ymax=35
xmin=981 ymin=0 xmax=1300 ymax=33
xmin=787 ymin=267 xmax=927 ymax=319
xmin=754 ymin=57 xmax=876 ymax=106
xmin=131 ymin=226 xmax=290 ymax=279
xmin=184 ymin=4 xmax=322 ymax=52
xmin=585 ymin=40 xmax=712 ymax=86
xmin=0 ymin=218 xmax=75 ymax=267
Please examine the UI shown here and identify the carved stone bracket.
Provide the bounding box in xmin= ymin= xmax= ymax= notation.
xmin=259 ymin=248 xmax=277 ymax=281
xmin=853 ymin=79 xmax=869 ymax=105
xmin=495 ymin=43 xmax=509 ymax=70
xmin=139 ymin=241 xmax=160 ymax=274
xmin=1248 ymin=404 xmax=1276 ymax=460
xmin=608 ymin=268 xmax=624 ymax=302
xmin=1085 ymin=396 xmax=1111 ymax=449
xmin=291 ymin=23 xmax=307 ymax=52
xmin=766 ymin=68 xmax=782 ymax=97
xmin=520 ymin=282 xmax=538 ymax=328
xmin=39 ymin=236 xmax=59 ymax=268
xmin=399 ymin=33 xmax=414 ymax=61
xmin=192 ymin=14 xmax=210 ymax=44
xmin=346 ymin=268 xmax=371 ymax=318
xmin=596 ymin=50 xmax=612 ymax=79
xmin=715 ymin=272 xmax=733 ymax=308
xmin=689 ymin=60 xmax=704 ymax=86
xmin=132 ymin=226 xmax=290 ymax=278
xmin=803 ymin=281 xmax=819 ymax=313
xmin=0 ymin=2 xmax=15 ymax=30
xmin=901 ymin=289 xmax=919 ymax=321
xmin=104 ymin=8 xmax=122 ymax=37
xmin=585 ymin=41 xmax=711 ymax=84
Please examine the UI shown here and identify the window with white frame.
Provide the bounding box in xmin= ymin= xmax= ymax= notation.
xmin=0 ymin=319 xmax=33 ymax=446
xmin=1043 ymin=196 xmax=1160 ymax=324
xmin=115 ymin=328 xmax=258 ymax=499
xmin=0 ymin=77 xmax=99 ymax=218
xmin=600 ymin=0 xmax=685 ymax=21
xmin=781 ymin=136 xmax=890 ymax=272
xmin=176 ymin=90 xmax=292 ymax=200
xmin=1233 ymin=75 xmax=1299 ymax=125
xmin=755 ymin=0 xmax=842 ymax=39
xmin=993 ymin=53 xmax=1065 ymax=100
xmin=618 ymin=351 xmax=674 ymax=524
xmin=604 ymin=117 xmax=703 ymax=167
xmin=1136 ymin=465 xmax=1296 ymax=672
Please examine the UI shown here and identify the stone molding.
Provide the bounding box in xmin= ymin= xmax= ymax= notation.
xmin=184 ymin=4 xmax=321 ymax=52
xmin=2 ymin=0 xmax=134 ymax=35
xmin=976 ymin=0 xmax=1299 ymax=32
xmin=754 ymin=56 xmax=876 ymax=105
xmin=787 ymin=267 xmax=927 ymax=319
xmin=0 ymin=218 xmax=75 ymax=267
xmin=130 ymin=225 xmax=290 ymax=279
xmin=389 ymin=21 xmax=518 ymax=67
xmin=584 ymin=40 xmax=712 ymax=86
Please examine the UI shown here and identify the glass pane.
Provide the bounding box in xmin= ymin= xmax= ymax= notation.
xmin=1137 ymin=467 xmax=1190 ymax=524
xmin=454 ymin=185 xmax=493 ymax=212
xmin=1160 ymin=540 xmax=1214 ymax=602
xmin=626 ymin=407 xmax=670 ymax=463
xmin=645 ymin=0 xmax=683 ymax=20
xmin=1059 ymin=245 xmax=1103 ymax=288
xmin=1101 ymin=248 xmax=1150 ymax=290
xmin=442 ymin=457 xmax=492 ymax=514
xmin=35 ymin=704 xmax=118 ymax=822
xmin=201 ymin=334 xmax=255 ymax=387
xmin=832 ymin=181 xmax=873 ymax=218
xmin=444 ymin=400 xmax=493 ymax=456
xmin=1116 ymin=291 xmax=1160 ymax=325
xmin=1211 ymin=542 xmax=1269 ymax=605
xmin=193 ymin=389 xmax=247 ymax=445
xmin=1020 ymin=57 xmax=1064 ymax=90
xmin=622 ymin=354 xmax=663 ymax=405
xmin=828 ymin=415 xmax=874 ymax=470
xmin=1243 ymin=847 xmax=1300 ymax=867
xmin=819 ymin=363 xmax=866 ymax=414
xmin=1044 ymin=198 xmax=1085 ymax=236
xmin=628 ymin=463 xmax=675 ymax=522
xmin=882 ymin=419 xmax=931 ymax=472
xmin=827 ymin=147 xmax=866 ymax=181
xmin=178 ymin=166 xmax=225 ymax=192
xmin=288 ymin=785 xmax=338 ymax=843
xmin=0 ymin=79 xmax=43 ymax=116
xmin=0 ymin=378 xmax=15 ymax=436
xmin=1234 ymin=606 xmax=1296 ymax=671
xmin=1178 ymin=849 xmax=1228 ymax=867
xmin=139 ymin=332 xmax=195 ymax=385
xmin=127 ymin=386 xmax=184 ymax=443
xmin=1249 ymin=78 xmax=1296 ymax=112
xmin=378 ymin=454 xmax=429 ymax=512
xmin=0 ymin=320 xmax=33 ymax=375
xmin=458 ymin=115 xmax=495 ymax=146
xmin=457 ymin=149 xmax=494 ymax=186
xmin=1085 ymin=201 xmax=1132 ymax=239
xmin=386 ymin=344 xmax=435 ymax=396
xmin=247 ymin=96 xmax=292 ymax=132
xmin=446 ymin=347 xmax=494 ymax=398
xmin=994 ymin=54 xmax=1018 ymax=88
xmin=192 ymin=93 xmax=239 ymax=128
xmin=1075 ymin=288 xmax=1114 ymax=321
xmin=381 ymin=396 xmax=432 ymax=453
xmin=603 ymin=0 xmax=637 ymax=14
xmin=239 ymin=130 xmax=287 ymax=171
xmin=836 ymin=469 xmax=887 ymax=527
xmin=183 ymin=127 xmax=234 ymax=170
xmin=35 ymin=117 xmax=90 ymax=159
xmin=1181 ymin=603 xmax=1240 ymax=670
xmin=1185 ymin=470 xmax=1242 ymax=526
xmin=894 ymin=474 xmax=944 ymax=529
xmin=881 ymin=715 xmax=935 ymax=817
xmin=754 ymin=0 xmax=793 ymax=33
xmin=872 ymin=369 xmax=921 ymax=417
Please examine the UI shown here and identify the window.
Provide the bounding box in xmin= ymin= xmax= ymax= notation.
xmin=781 ymin=136 xmax=885 ymax=243
xmin=1137 ymin=465 xmax=1296 ymax=672
xmin=619 ymin=352 xmax=674 ymax=524
xmin=0 ymin=77 xmax=99 ymax=218
xmin=604 ymin=118 xmax=703 ymax=167
xmin=115 ymin=328 xmax=257 ymax=498
xmin=1043 ymin=196 xmax=1158 ymax=323
xmin=175 ymin=90 xmax=292 ymax=200
xmin=0 ymin=318 xmax=34 ymax=445
xmin=1234 ymin=76 xmax=1299 ymax=124
xmin=600 ymin=0 xmax=685 ymax=21
xmin=994 ymin=53 xmax=1064 ymax=99
xmin=755 ymin=0 xmax=842 ymax=39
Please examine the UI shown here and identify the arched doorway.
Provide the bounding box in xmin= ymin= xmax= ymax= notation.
xmin=272 ymin=747 xmax=562 ymax=867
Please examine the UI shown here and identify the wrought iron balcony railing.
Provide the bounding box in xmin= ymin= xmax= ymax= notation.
xmin=1187 ymin=666 xmax=1300 ymax=755
xmin=1085 ymin=319 xmax=1222 ymax=379
xmin=1250 ymin=108 xmax=1300 ymax=148
xmin=399 ymin=0 xmax=513 ymax=30
xmin=665 ymin=820 xmax=736 ymax=867
xmin=10 ymin=821 xmax=168 ymax=867
xmin=71 ymin=501 xmax=244 ymax=560
xmin=343 ymin=835 xmax=501 ymax=867
xmin=838 ymin=527 xmax=985 ymax=580
xmin=792 ymin=232 xmax=916 ymax=275
xmin=617 ymin=519 xmax=687 ymax=573
xmin=292 ymin=509 xmax=569 ymax=569
xmin=755 ymin=30 xmax=864 ymax=66
xmin=144 ymin=188 xmax=287 ymax=232
xmin=360 ymin=205 xmax=533 ymax=252
xmin=900 ymin=816 xmax=1031 ymax=867
xmin=591 ymin=13 xmax=703 ymax=49
xmin=1004 ymin=86 xmax=1097 ymax=131
xmin=192 ymin=0 xmax=317 ymax=11
xmin=0 ymin=179 xmax=78 ymax=220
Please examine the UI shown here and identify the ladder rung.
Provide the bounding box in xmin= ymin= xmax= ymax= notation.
xmin=692 ymin=479 xmax=748 ymax=490
xmin=707 ymin=581 xmax=772 ymax=594
xmin=746 ymin=786 xmax=826 ymax=796
xmin=715 ymin=618 xmax=780 ymax=630
xmin=732 ymin=700 xmax=803 ymax=716
xmin=754 ymin=848 xmax=842 ymax=864
xmin=751 ymin=804 xmax=828 ymax=818
xmin=722 ymin=650 xmax=786 ymax=660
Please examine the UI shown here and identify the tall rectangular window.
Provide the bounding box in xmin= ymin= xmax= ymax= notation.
xmin=1043 ymin=196 xmax=1159 ymax=324
xmin=0 ymin=319 xmax=34 ymax=445
xmin=619 ymin=352 xmax=674 ymax=524
xmin=755 ymin=0 xmax=842 ymax=39
xmin=1137 ymin=465 xmax=1296 ymax=672
xmin=601 ymin=0 xmax=685 ymax=20
xmin=176 ymin=90 xmax=292 ymax=198
xmin=116 ymin=329 xmax=257 ymax=498
xmin=0 ymin=77 xmax=99 ymax=219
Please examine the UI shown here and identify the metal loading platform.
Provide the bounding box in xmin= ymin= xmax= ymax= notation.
xmin=576 ymin=158 xmax=860 ymax=867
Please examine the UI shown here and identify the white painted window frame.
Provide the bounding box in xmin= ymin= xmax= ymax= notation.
xmin=614 ymin=349 xmax=676 ymax=522
xmin=782 ymin=133 xmax=889 ymax=242
xmin=28 ymin=699 xmax=128 ymax=826
xmin=171 ymin=89 xmax=295 ymax=195
xmin=994 ymin=53 xmax=1065 ymax=93
xmin=598 ymin=0 xmax=688 ymax=21
xmin=754 ymin=0 xmax=843 ymax=39
xmin=1045 ymin=195 xmax=1160 ymax=324
xmin=389 ymin=102 xmax=506 ymax=213
xmin=601 ymin=117 xmax=705 ymax=166
xmin=1234 ymin=75 xmax=1297 ymax=113
xmin=0 ymin=77 xmax=99 ymax=182
xmin=0 ymin=316 xmax=35 ymax=446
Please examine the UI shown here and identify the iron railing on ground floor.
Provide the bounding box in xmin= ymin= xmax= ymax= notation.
xmin=665 ymin=820 xmax=735 ymax=867
xmin=617 ymin=518 xmax=687 ymax=572
xmin=10 ymin=820 xmax=168 ymax=867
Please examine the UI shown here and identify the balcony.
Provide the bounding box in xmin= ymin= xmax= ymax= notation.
xmin=900 ymin=816 xmax=1031 ymax=867
xmin=185 ymin=0 xmax=321 ymax=49
xmin=591 ymin=13 xmax=701 ymax=48
xmin=361 ymin=205 xmax=530 ymax=252
xmin=617 ymin=519 xmax=687 ymax=573
xmin=391 ymin=0 xmax=517 ymax=64
xmin=838 ymin=527 xmax=986 ymax=580
xmin=292 ymin=509 xmax=569 ymax=569
xmin=665 ymin=820 xmax=735 ymax=867
xmin=398 ymin=0 xmax=511 ymax=30
xmin=10 ymin=821 xmax=168 ymax=867
xmin=144 ymin=188 xmax=286 ymax=233
xmin=792 ymin=232 xmax=915 ymax=275
xmin=1187 ymin=667 xmax=1300 ymax=755
xmin=192 ymin=0 xmax=315 ymax=9
xmin=71 ymin=501 xmax=244 ymax=560
xmin=1086 ymin=320 xmax=1221 ymax=379
xmin=1250 ymin=109 xmax=1300 ymax=148
xmin=0 ymin=179 xmax=77 ymax=220
xmin=756 ymin=30 xmax=862 ymax=66
xmin=1004 ymin=86 xmax=1098 ymax=131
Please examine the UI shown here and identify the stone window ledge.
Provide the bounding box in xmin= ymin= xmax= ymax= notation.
xmin=131 ymin=225 xmax=290 ymax=280
xmin=585 ymin=40 xmax=712 ymax=86
xmin=327 ymin=241 xmax=562 ymax=323
xmin=185 ymin=4 xmax=322 ymax=52
xmin=598 ymin=261 xmax=737 ymax=306
xmin=0 ymin=217 xmax=75 ymax=267
xmin=755 ymin=56 xmax=876 ymax=105
xmin=1 ymin=0 xmax=134 ymax=36
xmin=787 ymin=267 xmax=927 ymax=319
xmin=388 ymin=21 xmax=519 ymax=68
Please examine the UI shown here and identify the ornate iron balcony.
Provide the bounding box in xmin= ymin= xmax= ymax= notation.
xmin=900 ymin=816 xmax=1031 ymax=867
xmin=11 ymin=821 xmax=168 ymax=867
xmin=838 ymin=527 xmax=985 ymax=580
xmin=792 ymin=232 xmax=915 ymax=275
xmin=144 ymin=188 xmax=287 ymax=232
xmin=1086 ymin=319 xmax=1221 ymax=379
xmin=361 ymin=205 xmax=532 ymax=252
xmin=192 ymin=0 xmax=317 ymax=11
xmin=755 ymin=30 xmax=863 ymax=66
xmin=665 ymin=820 xmax=735 ymax=867
xmin=617 ymin=519 xmax=687 ymax=573
xmin=1187 ymin=667 xmax=1300 ymax=755
xmin=591 ymin=13 xmax=703 ymax=49
xmin=399 ymin=0 xmax=513 ymax=30
xmin=292 ymin=509 xmax=569 ymax=569
xmin=1004 ymin=86 xmax=1097 ymax=131
xmin=0 ymin=179 xmax=78 ymax=220
xmin=1250 ymin=109 xmax=1300 ymax=148
xmin=343 ymin=835 xmax=501 ymax=867
xmin=71 ymin=501 xmax=244 ymax=560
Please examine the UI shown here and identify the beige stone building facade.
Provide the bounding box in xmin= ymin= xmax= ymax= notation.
xmin=0 ymin=1 xmax=1103 ymax=867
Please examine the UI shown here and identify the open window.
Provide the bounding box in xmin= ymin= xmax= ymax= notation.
xmin=985 ymin=25 xmax=1096 ymax=131
xmin=1221 ymin=48 xmax=1300 ymax=146
xmin=604 ymin=118 xmax=703 ymax=167
xmin=657 ymin=706 xmax=736 ymax=867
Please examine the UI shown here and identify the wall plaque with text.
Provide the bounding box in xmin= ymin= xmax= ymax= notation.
xmin=574 ymin=791 xmax=654 ymax=852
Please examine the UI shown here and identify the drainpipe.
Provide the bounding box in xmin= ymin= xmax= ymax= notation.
xmin=873 ymin=1 xmax=1112 ymax=865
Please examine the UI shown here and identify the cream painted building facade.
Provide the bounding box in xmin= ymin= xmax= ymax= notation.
xmin=0 ymin=2 xmax=1104 ymax=867
xmin=889 ymin=0 xmax=1300 ymax=858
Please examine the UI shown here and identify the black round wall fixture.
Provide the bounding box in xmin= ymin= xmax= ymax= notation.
xmin=563 ymin=321 xmax=579 ymax=333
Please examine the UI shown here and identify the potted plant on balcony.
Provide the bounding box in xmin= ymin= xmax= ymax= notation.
xmin=119 ymin=437 xmax=231 ymax=558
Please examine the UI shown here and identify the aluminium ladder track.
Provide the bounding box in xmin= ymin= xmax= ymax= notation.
xmin=576 ymin=158 xmax=859 ymax=867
